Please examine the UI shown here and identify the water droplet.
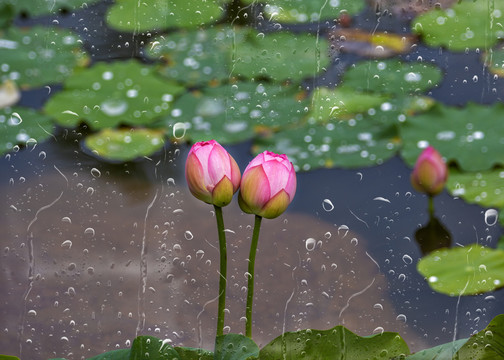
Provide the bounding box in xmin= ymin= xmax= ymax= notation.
xmin=184 ymin=231 xmax=193 ymax=240
xmin=61 ymin=240 xmax=72 ymax=249
xmin=322 ymin=199 xmax=334 ymax=212
xmin=27 ymin=310 xmax=37 ymax=316
xmin=484 ymin=209 xmax=498 ymax=226
xmin=305 ymin=238 xmax=316 ymax=251
xmin=337 ymin=225 xmax=349 ymax=237
xmin=398 ymin=273 xmax=407 ymax=281
xmin=90 ymin=168 xmax=101 ymax=178
xmin=173 ymin=122 xmax=187 ymax=139
xmin=373 ymin=303 xmax=383 ymax=310
xmin=373 ymin=327 xmax=384 ymax=335
xmin=350 ymin=238 xmax=358 ymax=246
xmin=84 ymin=227 xmax=95 ymax=236
xmin=402 ymin=254 xmax=413 ymax=264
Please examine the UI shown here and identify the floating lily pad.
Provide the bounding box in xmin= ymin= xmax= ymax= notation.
xmin=400 ymin=103 xmax=504 ymax=172
xmin=260 ymin=325 xmax=409 ymax=359
xmin=106 ymin=0 xmax=224 ymax=33
xmin=156 ymin=81 xmax=309 ymax=144
xmin=417 ymin=244 xmax=504 ymax=296
xmin=253 ymin=117 xmax=399 ymax=171
xmin=0 ymin=26 xmax=88 ymax=88
xmin=341 ymin=59 xmax=442 ymax=96
xmin=232 ymin=31 xmax=329 ymax=82
xmin=484 ymin=47 xmax=504 ymax=77
xmin=309 ymin=86 xmax=390 ymax=122
xmin=447 ymin=169 xmax=504 ymax=222
xmin=0 ymin=106 xmax=55 ymax=155
xmin=241 ymin=0 xmax=365 ymax=23
xmin=412 ymin=1 xmax=504 ymax=51
xmin=83 ymin=128 xmax=165 ymax=163
xmin=44 ymin=60 xmax=184 ymax=130
xmin=146 ymin=27 xmax=248 ymax=86
xmin=0 ymin=0 xmax=100 ymax=17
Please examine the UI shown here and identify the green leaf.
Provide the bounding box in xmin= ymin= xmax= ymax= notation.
xmin=146 ymin=27 xmax=248 ymax=86
xmin=0 ymin=3 xmax=14 ymax=29
xmin=83 ymin=128 xmax=165 ymax=163
xmin=455 ymin=314 xmax=504 ymax=359
xmin=174 ymin=346 xmax=213 ymax=360
xmin=404 ymin=339 xmax=467 ymax=359
xmin=483 ymin=47 xmax=504 ymax=77
xmin=254 ymin=118 xmax=399 ymax=171
xmin=157 ymin=81 xmax=309 ymax=144
xmin=0 ymin=355 xmax=21 ymax=360
xmin=86 ymin=348 xmax=130 ymax=360
xmin=241 ymin=0 xmax=365 ymax=23
xmin=308 ymin=86 xmax=390 ymax=122
xmin=0 ymin=106 xmax=55 ymax=155
xmin=400 ymin=103 xmax=504 ymax=171
xmin=214 ymin=334 xmax=259 ymax=360
xmin=0 ymin=26 xmax=88 ymax=88
xmin=106 ymin=0 xmax=224 ymax=32
xmin=0 ymin=0 xmax=100 ymax=16
xmin=259 ymin=326 xmax=409 ymax=360
xmin=130 ymin=336 xmax=180 ymax=360
xmin=341 ymin=59 xmax=442 ymax=96
xmin=417 ymin=244 xmax=504 ymax=296
xmin=412 ymin=1 xmax=504 ymax=51
xmin=232 ymin=31 xmax=329 ymax=82
xmin=446 ymin=169 xmax=504 ymax=218
xmin=44 ymin=60 xmax=184 ymax=130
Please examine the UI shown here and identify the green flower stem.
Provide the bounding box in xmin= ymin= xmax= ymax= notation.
xmin=214 ymin=205 xmax=227 ymax=338
xmin=428 ymin=195 xmax=434 ymax=217
xmin=245 ymin=215 xmax=262 ymax=338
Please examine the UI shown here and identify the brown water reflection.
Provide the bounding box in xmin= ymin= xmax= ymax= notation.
xmin=1 ymin=142 xmax=428 ymax=359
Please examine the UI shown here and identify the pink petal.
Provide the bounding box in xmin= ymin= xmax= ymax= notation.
xmin=240 ymin=165 xmax=271 ymax=212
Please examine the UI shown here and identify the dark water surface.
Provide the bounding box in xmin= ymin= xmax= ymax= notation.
xmin=1 ymin=1 xmax=504 ymax=359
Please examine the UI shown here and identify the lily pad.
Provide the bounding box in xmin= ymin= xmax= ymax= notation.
xmin=0 ymin=106 xmax=55 ymax=155
xmin=341 ymin=59 xmax=443 ymax=96
xmin=309 ymin=86 xmax=390 ymax=122
xmin=157 ymin=81 xmax=309 ymax=144
xmin=0 ymin=26 xmax=88 ymax=88
xmin=173 ymin=347 xmax=213 ymax=360
xmin=44 ymin=60 xmax=184 ymax=130
xmin=253 ymin=117 xmax=399 ymax=171
xmin=0 ymin=0 xmax=100 ymax=17
xmin=412 ymin=1 xmax=504 ymax=51
xmin=400 ymin=103 xmax=504 ymax=171
xmin=260 ymin=325 xmax=409 ymax=359
xmin=455 ymin=314 xmax=504 ymax=359
xmin=232 ymin=31 xmax=329 ymax=83
xmin=241 ymin=0 xmax=365 ymax=23
xmin=146 ymin=27 xmax=248 ymax=86
xmin=417 ymin=244 xmax=504 ymax=296
xmin=83 ymin=128 xmax=165 ymax=163
xmin=405 ymin=339 xmax=467 ymax=359
xmin=106 ymin=0 xmax=224 ymax=33
xmin=215 ymin=334 xmax=259 ymax=360
xmin=446 ymin=169 xmax=504 ymax=227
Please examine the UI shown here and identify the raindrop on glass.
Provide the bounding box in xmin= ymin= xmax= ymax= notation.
xmin=305 ymin=238 xmax=316 ymax=251
xmin=322 ymin=199 xmax=334 ymax=212
xmin=484 ymin=209 xmax=498 ymax=226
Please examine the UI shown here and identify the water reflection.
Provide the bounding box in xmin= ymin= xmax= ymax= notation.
xmin=415 ymin=214 xmax=452 ymax=255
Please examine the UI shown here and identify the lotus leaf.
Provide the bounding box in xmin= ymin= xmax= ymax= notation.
xmin=106 ymin=0 xmax=224 ymax=32
xmin=0 ymin=106 xmax=54 ymax=155
xmin=455 ymin=314 xmax=504 ymax=359
xmin=253 ymin=118 xmax=399 ymax=171
xmin=232 ymin=31 xmax=329 ymax=82
xmin=83 ymin=128 xmax=165 ymax=163
xmin=0 ymin=26 xmax=88 ymax=88
xmin=241 ymin=0 xmax=364 ymax=24
xmin=157 ymin=82 xmax=309 ymax=144
xmin=260 ymin=325 xmax=409 ymax=359
xmin=146 ymin=27 xmax=249 ymax=86
xmin=341 ymin=59 xmax=442 ymax=96
xmin=0 ymin=0 xmax=100 ymax=17
xmin=417 ymin=244 xmax=504 ymax=296
xmin=44 ymin=60 xmax=184 ymax=130
xmin=412 ymin=0 xmax=504 ymax=51
xmin=400 ymin=103 xmax=504 ymax=171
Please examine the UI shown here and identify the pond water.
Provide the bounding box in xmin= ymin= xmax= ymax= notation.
xmin=1 ymin=0 xmax=504 ymax=359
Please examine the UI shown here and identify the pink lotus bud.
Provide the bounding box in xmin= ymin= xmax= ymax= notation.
xmin=410 ymin=146 xmax=447 ymax=196
xmin=238 ymin=151 xmax=296 ymax=219
xmin=185 ymin=140 xmax=241 ymax=207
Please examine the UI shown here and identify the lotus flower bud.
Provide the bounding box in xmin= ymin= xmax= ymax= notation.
xmin=238 ymin=151 xmax=296 ymax=219
xmin=410 ymin=146 xmax=447 ymax=196
xmin=185 ymin=140 xmax=241 ymax=207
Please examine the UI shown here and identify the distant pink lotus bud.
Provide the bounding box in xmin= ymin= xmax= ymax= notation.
xmin=238 ymin=151 xmax=296 ymax=219
xmin=185 ymin=140 xmax=241 ymax=207
xmin=410 ymin=146 xmax=447 ymax=196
